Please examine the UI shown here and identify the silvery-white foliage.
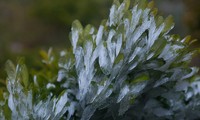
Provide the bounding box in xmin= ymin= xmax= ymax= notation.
xmin=5 ymin=60 xmax=71 ymax=120
xmin=58 ymin=0 xmax=200 ymax=119
xmin=2 ymin=0 xmax=200 ymax=120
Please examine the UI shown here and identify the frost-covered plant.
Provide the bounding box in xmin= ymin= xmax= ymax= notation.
xmin=1 ymin=0 xmax=200 ymax=119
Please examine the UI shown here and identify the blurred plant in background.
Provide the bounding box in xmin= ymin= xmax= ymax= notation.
xmin=182 ymin=0 xmax=200 ymax=67
xmin=184 ymin=0 xmax=200 ymax=41
xmin=154 ymin=0 xmax=187 ymax=37
xmin=0 ymin=0 xmax=112 ymax=79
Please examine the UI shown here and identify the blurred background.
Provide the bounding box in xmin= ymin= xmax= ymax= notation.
xmin=0 ymin=0 xmax=199 ymax=78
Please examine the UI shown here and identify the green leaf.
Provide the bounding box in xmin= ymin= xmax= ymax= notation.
xmin=123 ymin=0 xmax=130 ymax=11
xmin=163 ymin=15 xmax=174 ymax=34
xmin=40 ymin=50 xmax=48 ymax=61
xmin=151 ymin=8 xmax=158 ymax=16
xmin=72 ymin=20 xmax=83 ymax=32
xmin=156 ymin=16 xmax=164 ymax=27
xmin=5 ymin=60 xmax=16 ymax=81
xmin=131 ymin=73 xmax=149 ymax=84
xmin=137 ymin=0 xmax=148 ymax=9
xmin=21 ymin=64 xmax=29 ymax=88
xmin=0 ymin=89 xmax=4 ymax=101
xmin=113 ymin=0 xmax=120 ymax=7
xmin=147 ymin=1 xmax=155 ymax=9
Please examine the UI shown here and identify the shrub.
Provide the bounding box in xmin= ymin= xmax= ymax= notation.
xmin=0 ymin=0 xmax=200 ymax=119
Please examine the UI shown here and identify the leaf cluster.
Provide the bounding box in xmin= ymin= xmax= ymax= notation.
xmin=0 ymin=0 xmax=200 ymax=120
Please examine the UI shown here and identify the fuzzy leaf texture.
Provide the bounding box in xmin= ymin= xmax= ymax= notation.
xmin=4 ymin=60 xmax=69 ymax=120
xmin=1 ymin=0 xmax=200 ymax=120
